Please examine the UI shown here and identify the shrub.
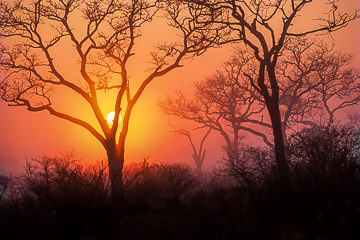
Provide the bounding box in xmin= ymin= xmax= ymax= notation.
xmin=123 ymin=160 xmax=199 ymax=211
xmin=216 ymin=146 xmax=278 ymax=198
xmin=284 ymin=125 xmax=360 ymax=239
xmin=287 ymin=125 xmax=360 ymax=196
xmin=0 ymin=154 xmax=113 ymax=239
xmin=0 ymin=174 xmax=8 ymax=200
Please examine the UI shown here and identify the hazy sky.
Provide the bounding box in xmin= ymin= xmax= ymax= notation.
xmin=0 ymin=0 xmax=359 ymax=174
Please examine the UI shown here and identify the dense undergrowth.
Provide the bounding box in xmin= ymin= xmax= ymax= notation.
xmin=0 ymin=125 xmax=360 ymax=240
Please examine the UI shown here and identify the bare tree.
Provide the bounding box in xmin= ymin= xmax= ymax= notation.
xmin=169 ymin=124 xmax=211 ymax=176
xmin=233 ymin=38 xmax=359 ymax=145
xmin=180 ymin=0 xmax=359 ymax=186
xmin=161 ymin=37 xmax=359 ymax=175
xmin=160 ymin=54 xmax=265 ymax=159
xmin=278 ymin=38 xmax=360 ymax=132
xmin=0 ymin=0 xmax=231 ymax=198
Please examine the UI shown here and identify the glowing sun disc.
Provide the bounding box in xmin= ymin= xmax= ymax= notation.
xmin=106 ymin=111 xmax=121 ymax=125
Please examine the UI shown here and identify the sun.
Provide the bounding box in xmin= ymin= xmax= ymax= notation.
xmin=106 ymin=111 xmax=121 ymax=125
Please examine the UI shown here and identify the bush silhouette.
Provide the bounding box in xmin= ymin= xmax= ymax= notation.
xmin=285 ymin=125 xmax=360 ymax=239
xmin=123 ymin=160 xmax=199 ymax=211
xmin=1 ymin=126 xmax=360 ymax=239
xmin=0 ymin=174 xmax=8 ymax=200
xmin=0 ymin=157 xmax=202 ymax=239
xmin=0 ymin=155 xmax=113 ymax=239
xmin=216 ymin=125 xmax=360 ymax=239
xmin=288 ymin=125 xmax=360 ymax=196
xmin=219 ymin=125 xmax=360 ymax=196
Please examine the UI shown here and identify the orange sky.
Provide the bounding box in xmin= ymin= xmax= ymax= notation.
xmin=0 ymin=0 xmax=359 ymax=174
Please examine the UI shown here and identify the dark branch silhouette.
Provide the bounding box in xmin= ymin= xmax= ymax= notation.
xmin=160 ymin=54 xmax=265 ymax=158
xmin=168 ymin=0 xmax=359 ymax=187
xmin=161 ymin=38 xmax=359 ymax=164
xmin=0 ymin=0 xmax=232 ymax=198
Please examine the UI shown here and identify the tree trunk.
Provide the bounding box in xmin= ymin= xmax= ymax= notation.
xmin=194 ymin=157 xmax=203 ymax=177
xmin=281 ymin=121 xmax=288 ymax=146
xmin=263 ymin=64 xmax=292 ymax=191
xmin=106 ymin=143 xmax=125 ymax=201
xmin=266 ymin=99 xmax=292 ymax=189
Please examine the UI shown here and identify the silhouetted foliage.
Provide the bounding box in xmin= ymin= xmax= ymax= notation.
xmin=212 ymin=124 xmax=360 ymax=239
xmin=0 ymin=156 xmax=202 ymax=239
xmin=1 ymin=133 xmax=360 ymax=240
xmin=124 ymin=160 xmax=199 ymax=210
xmin=288 ymin=125 xmax=360 ymax=196
xmin=0 ymin=174 xmax=8 ymax=200
xmin=217 ymin=146 xmax=276 ymax=195
xmin=1 ymin=155 xmax=113 ymax=239
xmin=285 ymin=125 xmax=360 ymax=239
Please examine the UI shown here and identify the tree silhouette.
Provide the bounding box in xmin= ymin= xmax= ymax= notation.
xmin=287 ymin=125 xmax=360 ymax=193
xmin=0 ymin=0 xmax=231 ymax=198
xmin=181 ymin=0 xmax=359 ymax=187
xmin=169 ymin=123 xmax=211 ymax=176
xmin=243 ymin=37 xmax=360 ymax=143
xmin=278 ymin=38 xmax=360 ymax=131
xmin=160 ymin=53 xmax=266 ymax=158
xmin=161 ymin=38 xmax=359 ymax=167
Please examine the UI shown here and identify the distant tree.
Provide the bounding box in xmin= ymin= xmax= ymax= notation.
xmin=0 ymin=0 xmax=230 ymax=198
xmin=181 ymin=0 xmax=359 ymax=186
xmin=160 ymin=54 xmax=265 ymax=158
xmin=161 ymin=37 xmax=359 ymax=156
xmin=169 ymin=124 xmax=211 ymax=176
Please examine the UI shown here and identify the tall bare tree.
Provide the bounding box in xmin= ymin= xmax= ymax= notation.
xmin=161 ymin=38 xmax=359 ymax=172
xmin=178 ymin=0 xmax=359 ymax=186
xmin=0 ymin=0 xmax=231 ymax=198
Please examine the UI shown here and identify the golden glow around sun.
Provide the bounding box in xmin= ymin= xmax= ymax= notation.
xmin=106 ymin=111 xmax=121 ymax=125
